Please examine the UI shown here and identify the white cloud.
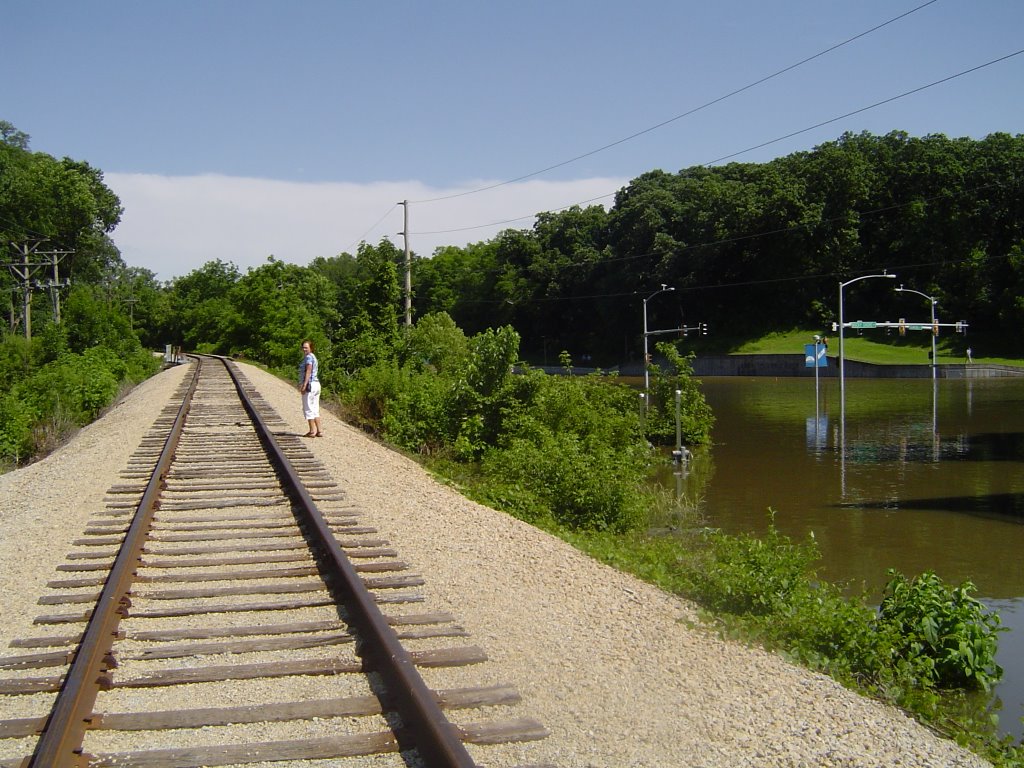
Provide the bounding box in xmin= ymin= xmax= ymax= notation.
xmin=106 ymin=173 xmax=630 ymax=281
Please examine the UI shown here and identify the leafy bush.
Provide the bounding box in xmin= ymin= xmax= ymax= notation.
xmin=686 ymin=518 xmax=819 ymax=615
xmin=0 ymin=391 xmax=33 ymax=462
xmin=25 ymin=350 xmax=119 ymax=424
xmin=344 ymin=358 xmax=407 ymax=428
xmin=646 ymin=342 xmax=714 ymax=446
xmin=340 ymin=321 xmax=659 ymax=533
xmin=0 ymin=338 xmax=158 ymax=467
xmin=482 ymin=428 xmax=650 ymax=532
xmin=400 ymin=312 xmax=470 ymax=375
xmin=879 ymin=570 xmax=1004 ymax=691
xmin=0 ymin=335 xmax=33 ymax=391
xmin=381 ymin=370 xmax=460 ymax=455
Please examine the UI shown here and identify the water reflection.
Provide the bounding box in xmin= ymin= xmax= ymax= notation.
xmin=654 ymin=376 xmax=1024 ymax=739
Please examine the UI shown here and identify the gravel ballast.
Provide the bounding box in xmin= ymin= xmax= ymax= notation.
xmin=0 ymin=361 xmax=991 ymax=767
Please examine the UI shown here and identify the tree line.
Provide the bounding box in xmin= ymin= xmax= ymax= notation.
xmin=412 ymin=130 xmax=1024 ymax=361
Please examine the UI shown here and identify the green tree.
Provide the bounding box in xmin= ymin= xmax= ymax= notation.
xmin=0 ymin=130 xmax=124 ymax=281
xmin=165 ymin=260 xmax=242 ymax=352
xmin=0 ymin=120 xmax=30 ymax=150
xmin=646 ymin=341 xmax=714 ymax=446
xmin=334 ymin=240 xmax=402 ymax=371
xmin=224 ymin=257 xmax=338 ymax=374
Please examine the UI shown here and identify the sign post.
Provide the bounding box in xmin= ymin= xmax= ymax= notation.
xmin=805 ymin=337 xmax=828 ymax=434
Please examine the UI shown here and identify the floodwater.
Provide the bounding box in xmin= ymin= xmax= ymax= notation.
xmin=657 ymin=376 xmax=1024 ymax=740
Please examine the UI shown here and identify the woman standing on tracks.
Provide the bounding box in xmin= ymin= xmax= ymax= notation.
xmin=298 ymin=339 xmax=322 ymax=437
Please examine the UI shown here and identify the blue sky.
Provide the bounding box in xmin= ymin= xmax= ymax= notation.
xmin=6 ymin=1 xmax=1023 ymax=280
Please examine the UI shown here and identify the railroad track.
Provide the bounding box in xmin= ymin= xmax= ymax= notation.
xmin=0 ymin=357 xmax=548 ymax=768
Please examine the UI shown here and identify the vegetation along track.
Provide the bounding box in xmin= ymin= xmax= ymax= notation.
xmin=0 ymin=356 xmax=548 ymax=768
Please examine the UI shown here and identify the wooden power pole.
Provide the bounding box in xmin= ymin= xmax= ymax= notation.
xmin=6 ymin=241 xmax=73 ymax=339
xmin=398 ymin=200 xmax=412 ymax=326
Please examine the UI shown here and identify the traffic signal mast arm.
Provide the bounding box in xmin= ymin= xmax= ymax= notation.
xmin=646 ymin=323 xmax=708 ymax=337
xmin=831 ymin=320 xmax=969 ymax=334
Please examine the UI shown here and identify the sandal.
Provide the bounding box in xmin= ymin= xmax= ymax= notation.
xmin=315 ymin=432 xmax=324 ymax=437
xmin=303 ymin=432 xmax=316 ymax=438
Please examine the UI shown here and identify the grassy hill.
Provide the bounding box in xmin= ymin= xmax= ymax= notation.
xmin=704 ymin=329 xmax=1022 ymax=367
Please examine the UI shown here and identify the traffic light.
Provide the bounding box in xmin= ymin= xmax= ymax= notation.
xmin=701 ymin=323 xmax=708 ymax=336
xmin=899 ymin=318 xmax=906 ymax=336
xmin=831 ymin=322 xmax=838 ymax=332
xmin=933 ymin=320 xmax=940 ymax=336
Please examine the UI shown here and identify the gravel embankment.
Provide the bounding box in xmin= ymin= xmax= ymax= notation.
xmin=0 ymin=361 xmax=991 ymax=767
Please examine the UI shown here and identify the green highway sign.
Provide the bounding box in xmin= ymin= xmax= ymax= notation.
xmin=848 ymin=321 xmax=877 ymax=329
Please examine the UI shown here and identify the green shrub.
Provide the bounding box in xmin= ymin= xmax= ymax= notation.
xmin=686 ymin=518 xmax=820 ymax=615
xmin=0 ymin=335 xmax=32 ymax=392
xmin=562 ymin=517 xmax=1016 ymax=764
xmin=343 ymin=358 xmax=407 ymax=429
xmin=0 ymin=340 xmax=158 ymax=467
xmin=646 ymin=342 xmax=714 ymax=446
xmin=879 ymin=570 xmax=1004 ymax=691
xmin=0 ymin=391 xmax=34 ymax=461
xmin=482 ymin=430 xmax=650 ymax=532
xmin=381 ymin=371 xmax=460 ymax=455
xmin=26 ymin=351 xmax=117 ymax=424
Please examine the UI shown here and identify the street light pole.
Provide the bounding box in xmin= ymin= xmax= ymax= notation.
xmin=895 ymin=285 xmax=938 ymax=381
xmin=838 ymin=271 xmax=895 ymax=496
xmin=839 ymin=271 xmax=896 ymax=402
xmin=643 ymin=284 xmax=675 ymax=397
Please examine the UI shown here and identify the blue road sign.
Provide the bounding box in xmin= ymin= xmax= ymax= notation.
xmin=804 ymin=344 xmax=828 ymax=368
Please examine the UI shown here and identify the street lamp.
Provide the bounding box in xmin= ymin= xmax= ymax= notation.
xmin=895 ymin=285 xmax=938 ymax=381
xmin=643 ymin=284 xmax=675 ymax=396
xmin=837 ymin=271 xmax=895 ymax=497
xmin=838 ymin=271 xmax=896 ymax=402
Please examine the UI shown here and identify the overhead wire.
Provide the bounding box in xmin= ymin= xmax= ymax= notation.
xmin=352 ymin=1 xmax=950 ymax=247
xmin=409 ymin=48 xmax=1024 ymax=239
xmin=705 ymin=48 xmax=1024 ymax=166
xmin=342 ymin=202 xmax=400 ymax=253
xmin=409 ymin=0 xmax=941 ymax=205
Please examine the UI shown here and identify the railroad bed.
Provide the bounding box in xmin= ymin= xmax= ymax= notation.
xmin=0 ymin=357 xmax=548 ymax=768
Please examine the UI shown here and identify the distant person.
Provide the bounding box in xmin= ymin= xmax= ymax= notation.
xmin=298 ymin=339 xmax=322 ymax=437
xmin=966 ymin=347 xmax=973 ymax=364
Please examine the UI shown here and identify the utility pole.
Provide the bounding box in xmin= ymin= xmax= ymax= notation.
xmin=398 ymin=200 xmax=412 ymax=326
xmin=5 ymin=241 xmax=74 ymax=338
xmin=37 ymin=247 xmax=73 ymax=325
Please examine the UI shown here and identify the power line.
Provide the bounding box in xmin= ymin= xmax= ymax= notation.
xmin=342 ymin=203 xmax=400 ymax=253
xmin=413 ymin=193 xmax=614 ymax=236
xmin=410 ymin=0 xmax=941 ymax=205
xmin=409 ymin=49 xmax=1024 ymax=240
xmin=463 ymin=248 xmax=1017 ymax=307
xmin=706 ymin=48 xmax=1024 ymax=166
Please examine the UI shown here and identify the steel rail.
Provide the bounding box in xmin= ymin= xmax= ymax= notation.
xmin=221 ymin=357 xmax=479 ymax=767
xmin=29 ymin=358 xmax=204 ymax=767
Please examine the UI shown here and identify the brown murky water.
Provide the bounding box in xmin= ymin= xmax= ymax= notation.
xmin=657 ymin=376 xmax=1024 ymax=739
